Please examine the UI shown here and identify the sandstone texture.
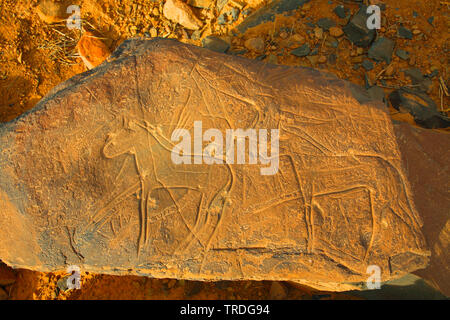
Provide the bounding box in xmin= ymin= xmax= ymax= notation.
xmin=0 ymin=39 xmax=429 ymax=289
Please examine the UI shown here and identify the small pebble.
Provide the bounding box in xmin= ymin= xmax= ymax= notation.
xmin=163 ymin=0 xmax=203 ymax=30
xmin=396 ymin=49 xmax=410 ymax=60
xmin=333 ymin=5 xmax=347 ymax=19
xmin=398 ymin=26 xmax=413 ymax=39
xmin=244 ymin=37 xmax=265 ymax=53
xmin=36 ymin=0 xmax=71 ymax=24
xmin=317 ymin=18 xmax=336 ymax=31
xmin=290 ymin=34 xmax=305 ymax=43
xmin=150 ymin=27 xmax=158 ymax=38
xmin=291 ymin=43 xmax=311 ymax=57
xmin=202 ymin=36 xmax=230 ymax=53
xmin=385 ymin=64 xmax=395 ymax=76
xmin=318 ymin=55 xmax=327 ymax=64
xmin=314 ymin=27 xmax=323 ymax=39
xmin=329 ymin=26 xmax=343 ymax=37
xmin=279 ymin=31 xmax=288 ymax=39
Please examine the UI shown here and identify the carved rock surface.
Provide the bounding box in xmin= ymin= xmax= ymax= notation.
xmin=0 ymin=39 xmax=428 ymax=288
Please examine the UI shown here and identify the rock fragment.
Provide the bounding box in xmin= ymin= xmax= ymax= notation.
xmin=362 ymin=59 xmax=374 ymax=71
xmin=187 ymin=0 xmax=213 ymax=8
xmin=398 ymin=26 xmax=413 ymax=39
xmin=368 ymin=37 xmax=395 ymax=64
xmin=314 ymin=27 xmax=324 ymax=39
xmin=291 ymin=43 xmax=310 ymax=57
xmin=329 ymin=26 xmax=344 ymax=37
xmin=317 ymin=18 xmax=336 ymax=31
xmin=244 ymin=37 xmax=265 ymax=53
xmin=389 ymin=88 xmax=449 ymax=128
xmin=396 ymin=49 xmax=410 ymax=60
xmin=367 ymin=86 xmax=386 ymax=103
xmin=235 ymin=0 xmax=309 ymax=33
xmin=163 ymin=0 xmax=203 ymax=30
xmin=36 ymin=0 xmax=71 ymax=24
xmin=402 ymin=68 xmax=431 ymax=92
xmin=343 ymin=5 xmax=376 ymax=47
xmin=202 ymin=36 xmax=230 ymax=53
xmin=76 ymin=31 xmax=111 ymax=70
xmin=333 ymin=5 xmax=348 ymax=19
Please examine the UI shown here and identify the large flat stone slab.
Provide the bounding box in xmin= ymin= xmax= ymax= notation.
xmin=0 ymin=38 xmax=428 ymax=288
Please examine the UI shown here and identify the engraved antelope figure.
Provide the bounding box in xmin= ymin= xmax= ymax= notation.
xmin=100 ymin=114 xmax=197 ymax=255
xmin=101 ymin=116 xmax=162 ymax=254
xmin=98 ymin=112 xmax=230 ymax=261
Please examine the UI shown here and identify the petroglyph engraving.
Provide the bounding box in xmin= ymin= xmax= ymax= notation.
xmin=0 ymin=39 xmax=429 ymax=286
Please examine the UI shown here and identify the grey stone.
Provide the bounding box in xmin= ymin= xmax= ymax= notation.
xmin=317 ymin=18 xmax=336 ymax=31
xmin=389 ymin=88 xmax=449 ymax=129
xmin=398 ymin=26 xmax=413 ymax=39
xmin=235 ymin=0 xmax=309 ymax=33
xmin=402 ymin=68 xmax=431 ymax=92
xmin=333 ymin=5 xmax=348 ymax=19
xmin=343 ymin=5 xmax=376 ymax=47
xmin=202 ymin=36 xmax=230 ymax=53
xmin=368 ymin=37 xmax=395 ymax=64
xmin=396 ymin=49 xmax=410 ymax=60
xmin=367 ymin=86 xmax=386 ymax=103
xmin=362 ymin=59 xmax=374 ymax=71
xmin=291 ymin=43 xmax=310 ymax=57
